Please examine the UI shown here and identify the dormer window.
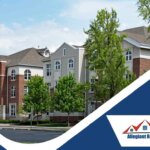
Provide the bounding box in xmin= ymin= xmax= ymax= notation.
xmin=44 ymin=50 xmax=50 ymax=57
xmin=126 ymin=51 xmax=132 ymax=61
xmin=55 ymin=61 xmax=61 ymax=70
xmin=11 ymin=69 xmax=16 ymax=80
xmin=63 ymin=48 xmax=66 ymax=56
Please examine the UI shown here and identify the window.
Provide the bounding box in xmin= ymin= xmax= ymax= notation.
xmin=63 ymin=48 xmax=66 ymax=56
xmin=55 ymin=81 xmax=58 ymax=88
xmin=11 ymin=86 xmax=16 ymax=97
xmin=130 ymin=128 xmax=133 ymax=132
xmin=46 ymin=64 xmax=51 ymax=76
xmin=143 ymin=125 xmax=147 ymax=131
xmin=126 ymin=73 xmax=132 ymax=81
xmin=55 ymin=61 xmax=61 ymax=70
xmin=47 ymin=83 xmax=51 ymax=91
xmin=68 ymin=59 xmax=74 ymax=69
xmin=24 ymin=69 xmax=31 ymax=80
xmin=24 ymin=86 xmax=29 ymax=95
xmin=126 ymin=51 xmax=132 ymax=61
xmin=11 ymin=69 xmax=16 ymax=80
xmin=9 ymin=104 xmax=16 ymax=117
xmin=90 ymin=78 xmax=95 ymax=92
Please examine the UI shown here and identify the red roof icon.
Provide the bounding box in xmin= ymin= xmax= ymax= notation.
xmin=123 ymin=120 xmax=150 ymax=134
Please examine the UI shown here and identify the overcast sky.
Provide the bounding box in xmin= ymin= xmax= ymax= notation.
xmin=0 ymin=0 xmax=148 ymax=55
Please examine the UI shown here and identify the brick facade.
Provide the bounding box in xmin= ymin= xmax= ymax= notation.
xmin=0 ymin=62 xmax=7 ymax=106
xmin=8 ymin=75 xmax=25 ymax=114
xmin=0 ymin=48 xmax=48 ymax=120
xmin=133 ymin=58 xmax=150 ymax=78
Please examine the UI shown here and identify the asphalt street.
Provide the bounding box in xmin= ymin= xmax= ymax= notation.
xmin=0 ymin=129 xmax=64 ymax=143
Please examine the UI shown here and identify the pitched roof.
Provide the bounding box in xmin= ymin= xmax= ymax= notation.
xmin=6 ymin=48 xmax=45 ymax=67
xmin=0 ymin=55 xmax=7 ymax=61
xmin=120 ymin=26 xmax=150 ymax=45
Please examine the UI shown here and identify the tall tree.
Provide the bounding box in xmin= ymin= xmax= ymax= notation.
xmin=23 ymin=76 xmax=51 ymax=123
xmin=52 ymin=74 xmax=86 ymax=126
xmin=137 ymin=0 xmax=150 ymax=31
xmin=84 ymin=9 xmax=134 ymax=103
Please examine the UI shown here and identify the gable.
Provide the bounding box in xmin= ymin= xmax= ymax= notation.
xmin=51 ymin=43 xmax=78 ymax=58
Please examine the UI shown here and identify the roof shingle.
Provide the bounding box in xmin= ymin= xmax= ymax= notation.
xmin=120 ymin=26 xmax=150 ymax=45
xmin=1 ymin=48 xmax=46 ymax=67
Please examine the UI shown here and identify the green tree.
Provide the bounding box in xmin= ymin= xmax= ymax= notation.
xmin=23 ymin=76 xmax=51 ymax=124
xmin=84 ymin=9 xmax=134 ymax=103
xmin=137 ymin=0 xmax=150 ymax=31
xmin=52 ymin=74 xmax=86 ymax=126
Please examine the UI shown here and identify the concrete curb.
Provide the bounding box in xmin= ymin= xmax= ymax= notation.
xmin=0 ymin=124 xmax=70 ymax=132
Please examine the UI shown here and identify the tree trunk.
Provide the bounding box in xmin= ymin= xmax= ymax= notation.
xmin=37 ymin=112 xmax=39 ymax=125
xmin=49 ymin=113 xmax=51 ymax=124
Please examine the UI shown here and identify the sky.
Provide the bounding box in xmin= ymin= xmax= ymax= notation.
xmin=0 ymin=0 xmax=148 ymax=55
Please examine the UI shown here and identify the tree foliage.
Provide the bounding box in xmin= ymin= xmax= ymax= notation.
xmin=23 ymin=76 xmax=51 ymax=118
xmin=84 ymin=9 xmax=134 ymax=103
xmin=137 ymin=0 xmax=150 ymax=31
xmin=52 ymin=74 xmax=86 ymax=126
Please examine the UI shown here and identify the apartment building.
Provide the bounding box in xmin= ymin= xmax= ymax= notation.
xmin=43 ymin=26 xmax=150 ymax=115
xmin=121 ymin=26 xmax=150 ymax=77
xmin=0 ymin=47 xmax=50 ymax=119
xmin=0 ymin=26 xmax=149 ymax=120
xmin=42 ymin=42 xmax=103 ymax=115
xmin=43 ymin=43 xmax=85 ymax=88
xmin=43 ymin=43 xmax=86 ymax=121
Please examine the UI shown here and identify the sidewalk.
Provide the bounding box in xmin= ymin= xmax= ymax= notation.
xmin=0 ymin=124 xmax=70 ymax=132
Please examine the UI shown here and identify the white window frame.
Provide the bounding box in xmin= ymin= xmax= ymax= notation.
xmin=55 ymin=60 xmax=61 ymax=70
xmin=24 ymin=86 xmax=29 ymax=95
xmin=63 ymin=48 xmax=66 ymax=56
xmin=24 ymin=69 xmax=31 ymax=80
xmin=126 ymin=73 xmax=132 ymax=81
xmin=90 ymin=78 xmax=95 ymax=93
xmin=11 ymin=69 xmax=16 ymax=81
xmin=46 ymin=64 xmax=51 ymax=76
xmin=126 ymin=51 xmax=132 ymax=61
xmin=11 ymin=86 xmax=16 ymax=98
xmin=68 ymin=58 xmax=74 ymax=69
xmin=9 ymin=103 xmax=16 ymax=117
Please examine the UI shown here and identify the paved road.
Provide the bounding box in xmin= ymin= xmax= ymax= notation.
xmin=0 ymin=129 xmax=64 ymax=143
